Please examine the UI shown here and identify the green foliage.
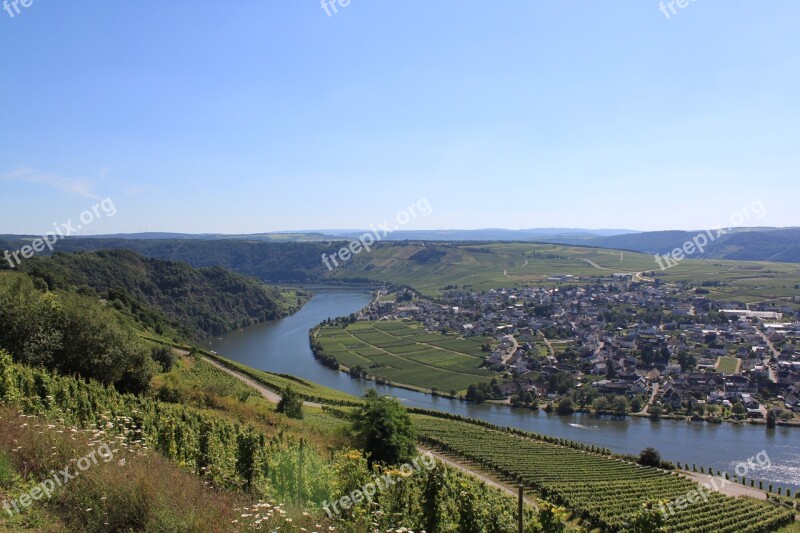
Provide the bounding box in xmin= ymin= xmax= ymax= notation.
xmin=351 ymin=390 xmax=416 ymax=466
xmin=19 ymin=249 xmax=304 ymax=339
xmin=316 ymin=320 xmax=495 ymax=393
xmin=416 ymin=415 xmax=795 ymax=533
xmin=0 ymin=360 xmax=330 ymax=503
xmin=0 ymin=349 xmax=17 ymax=402
xmin=277 ymin=385 xmax=304 ymax=419
xmin=639 ymin=447 xmax=662 ymax=468
xmin=152 ymin=345 xmax=177 ymax=372
xmin=555 ymin=397 xmax=575 ymax=415
xmin=612 ymin=395 xmax=630 ymax=416
xmin=0 ymin=275 xmax=157 ymax=392
xmin=538 ymin=502 xmax=567 ymax=533
xmin=627 ymin=501 xmax=665 ymax=533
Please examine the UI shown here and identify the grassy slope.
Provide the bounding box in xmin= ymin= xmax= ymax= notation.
xmin=158 ymin=350 xmax=799 ymax=533
xmin=327 ymin=241 xmax=800 ymax=304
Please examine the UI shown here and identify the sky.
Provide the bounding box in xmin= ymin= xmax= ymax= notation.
xmin=1 ymin=1 xmax=799 ymax=235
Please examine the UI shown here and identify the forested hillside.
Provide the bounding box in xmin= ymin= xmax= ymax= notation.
xmin=7 ymin=249 xmax=306 ymax=339
xmin=0 ymin=238 xmax=340 ymax=283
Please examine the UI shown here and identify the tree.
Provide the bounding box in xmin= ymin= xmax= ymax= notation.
xmin=639 ymin=447 xmax=662 ymax=468
xmin=649 ymin=404 xmax=663 ymax=421
xmin=612 ymin=396 xmax=629 ymax=416
xmin=631 ymin=395 xmax=643 ymax=413
xmin=677 ymin=352 xmax=696 ymax=372
xmin=152 ymin=345 xmax=177 ymax=372
xmin=556 ymin=397 xmax=575 ymax=415
xmin=732 ymin=401 xmax=746 ymax=417
xmin=276 ymin=385 xmax=304 ymax=419
xmin=766 ymin=410 xmax=777 ymax=428
xmin=593 ymin=396 xmax=609 ymax=414
xmin=351 ymin=389 xmax=416 ymax=465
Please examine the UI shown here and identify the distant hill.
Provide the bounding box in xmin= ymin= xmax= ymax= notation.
xmin=37 ymin=228 xmax=637 ymax=243
xmin=324 ymin=228 xmax=637 ymax=241
xmin=548 ymin=227 xmax=800 ymax=262
xmin=13 ymin=249 xmax=304 ymax=339
xmin=0 ymin=238 xmax=342 ymax=283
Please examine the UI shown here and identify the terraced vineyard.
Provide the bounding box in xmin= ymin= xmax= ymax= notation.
xmin=415 ymin=415 xmax=795 ymax=533
xmin=316 ymin=320 xmax=494 ymax=392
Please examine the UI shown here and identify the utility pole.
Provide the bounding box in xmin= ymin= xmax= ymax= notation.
xmin=298 ymin=438 xmax=305 ymax=502
xmin=518 ymin=485 xmax=524 ymax=533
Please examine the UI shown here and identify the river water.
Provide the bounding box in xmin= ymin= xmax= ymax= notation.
xmin=208 ymin=288 xmax=800 ymax=491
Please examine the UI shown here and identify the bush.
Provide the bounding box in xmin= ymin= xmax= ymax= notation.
xmin=152 ymin=346 xmax=178 ymax=372
xmin=351 ymin=389 xmax=416 ymax=465
xmin=556 ymin=397 xmax=575 ymax=415
xmin=639 ymin=447 xmax=662 ymax=468
xmin=276 ymin=385 xmax=304 ymax=419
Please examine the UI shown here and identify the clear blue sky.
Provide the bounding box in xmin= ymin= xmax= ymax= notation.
xmin=1 ymin=1 xmax=798 ymax=234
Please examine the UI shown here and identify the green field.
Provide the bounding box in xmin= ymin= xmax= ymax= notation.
xmin=716 ymin=356 xmax=742 ymax=374
xmin=316 ymin=320 xmax=495 ymax=393
xmin=326 ymin=242 xmax=800 ymax=305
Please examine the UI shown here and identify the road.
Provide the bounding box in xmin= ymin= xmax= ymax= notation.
xmin=199 ymin=353 xmax=537 ymax=509
xmin=500 ymin=334 xmax=520 ymax=364
xmin=755 ymin=330 xmax=780 ymax=383
xmin=202 ymin=355 xmax=322 ymax=408
xmin=639 ymin=383 xmax=660 ymax=415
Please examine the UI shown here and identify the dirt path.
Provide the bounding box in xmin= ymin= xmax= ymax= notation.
xmin=680 ymin=471 xmax=768 ymax=500
xmin=202 ymin=356 xmax=322 ymax=408
xmin=581 ymin=258 xmax=611 ymax=271
xmin=580 ymin=258 xmax=653 ymax=282
xmin=420 ymin=447 xmax=537 ymax=507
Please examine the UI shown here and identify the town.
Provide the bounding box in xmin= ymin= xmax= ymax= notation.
xmin=356 ymin=277 xmax=800 ymax=424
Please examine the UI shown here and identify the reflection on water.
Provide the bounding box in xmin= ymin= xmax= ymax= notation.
xmin=209 ymin=288 xmax=800 ymax=490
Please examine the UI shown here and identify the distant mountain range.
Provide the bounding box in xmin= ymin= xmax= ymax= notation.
xmin=4 ymin=228 xmax=636 ymax=242
xmin=542 ymin=227 xmax=800 ymax=263
xmin=3 ymin=226 xmax=800 ymax=264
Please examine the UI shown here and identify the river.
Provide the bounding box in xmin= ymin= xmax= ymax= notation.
xmin=208 ymin=288 xmax=800 ymax=491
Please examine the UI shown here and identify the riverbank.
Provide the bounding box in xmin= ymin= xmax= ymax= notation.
xmin=207 ymin=288 xmax=800 ymax=492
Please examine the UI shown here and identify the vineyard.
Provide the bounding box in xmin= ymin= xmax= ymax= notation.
xmin=0 ymin=353 xmax=556 ymax=532
xmin=415 ymin=415 xmax=795 ymax=532
xmin=315 ymin=320 xmax=494 ymax=392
